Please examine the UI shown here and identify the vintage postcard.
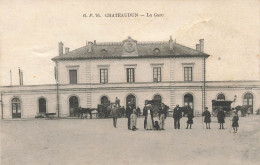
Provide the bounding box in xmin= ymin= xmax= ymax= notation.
xmin=0 ymin=0 xmax=259 ymax=165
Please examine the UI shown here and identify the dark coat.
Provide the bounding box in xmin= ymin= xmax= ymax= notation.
xmin=232 ymin=116 xmax=239 ymax=127
xmin=159 ymin=106 xmax=168 ymax=119
xmin=125 ymin=106 xmax=132 ymax=118
xmin=202 ymin=110 xmax=211 ymax=123
xmin=217 ymin=110 xmax=225 ymax=123
xmin=186 ymin=113 xmax=194 ymax=124
xmin=173 ymin=107 xmax=182 ymax=119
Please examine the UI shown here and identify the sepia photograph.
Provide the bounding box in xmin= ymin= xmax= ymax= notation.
xmin=0 ymin=0 xmax=259 ymax=165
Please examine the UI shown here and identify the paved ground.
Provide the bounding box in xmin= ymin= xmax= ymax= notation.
xmin=1 ymin=115 xmax=260 ymax=165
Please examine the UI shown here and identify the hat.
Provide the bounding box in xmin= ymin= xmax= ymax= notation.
xmin=205 ymin=107 xmax=208 ymax=109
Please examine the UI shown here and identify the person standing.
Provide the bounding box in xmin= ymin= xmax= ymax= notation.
xmin=111 ymin=104 xmax=119 ymax=128
xmin=145 ymin=106 xmax=154 ymax=130
xmin=217 ymin=108 xmax=225 ymax=129
xmin=136 ymin=106 xmax=141 ymax=117
xmin=232 ymin=111 xmax=239 ymax=133
xmin=120 ymin=106 xmax=125 ymax=117
xmin=159 ymin=104 xmax=168 ymax=130
xmin=173 ymin=104 xmax=182 ymax=129
xmin=130 ymin=109 xmax=138 ymax=131
xmin=202 ymin=107 xmax=211 ymax=129
xmin=186 ymin=110 xmax=194 ymax=129
xmin=126 ymin=104 xmax=133 ymax=130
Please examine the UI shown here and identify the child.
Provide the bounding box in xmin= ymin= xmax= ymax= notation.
xmin=202 ymin=107 xmax=211 ymax=129
xmin=130 ymin=109 xmax=137 ymax=131
xmin=186 ymin=110 xmax=194 ymax=129
xmin=232 ymin=112 xmax=239 ymax=133
xmin=154 ymin=121 xmax=160 ymax=130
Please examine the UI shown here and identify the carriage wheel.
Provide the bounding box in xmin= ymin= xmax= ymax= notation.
xmin=97 ymin=112 xmax=105 ymax=119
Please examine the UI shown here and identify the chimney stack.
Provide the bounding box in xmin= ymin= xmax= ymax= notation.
xmin=88 ymin=41 xmax=93 ymax=52
xmin=199 ymin=39 xmax=204 ymax=52
xmin=169 ymin=35 xmax=174 ymax=52
xmin=196 ymin=44 xmax=200 ymax=51
xmin=65 ymin=47 xmax=70 ymax=53
xmin=59 ymin=42 xmax=63 ymax=56
xmin=94 ymin=40 xmax=96 ymax=45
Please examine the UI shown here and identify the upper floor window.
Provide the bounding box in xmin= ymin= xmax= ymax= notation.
xmin=153 ymin=67 xmax=161 ymax=82
xmin=184 ymin=67 xmax=192 ymax=81
xmin=69 ymin=70 xmax=77 ymax=84
xmin=100 ymin=69 xmax=108 ymax=83
xmin=126 ymin=68 xmax=135 ymax=83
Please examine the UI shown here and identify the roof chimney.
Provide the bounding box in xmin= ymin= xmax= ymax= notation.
xmin=196 ymin=44 xmax=200 ymax=51
xmin=169 ymin=36 xmax=174 ymax=52
xmin=59 ymin=42 xmax=63 ymax=56
xmin=94 ymin=40 xmax=96 ymax=45
xmin=199 ymin=39 xmax=204 ymax=52
xmin=65 ymin=47 xmax=70 ymax=53
xmin=88 ymin=41 xmax=93 ymax=52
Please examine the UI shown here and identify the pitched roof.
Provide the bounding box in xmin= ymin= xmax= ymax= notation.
xmin=52 ymin=39 xmax=210 ymax=61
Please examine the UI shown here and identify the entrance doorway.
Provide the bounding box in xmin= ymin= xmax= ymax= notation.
xmin=126 ymin=94 xmax=136 ymax=109
xmin=38 ymin=98 xmax=46 ymax=113
xmin=12 ymin=98 xmax=21 ymax=118
xmin=243 ymin=93 xmax=253 ymax=114
xmin=69 ymin=96 xmax=79 ymax=116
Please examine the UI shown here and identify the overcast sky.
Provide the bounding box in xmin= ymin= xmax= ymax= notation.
xmin=0 ymin=0 xmax=259 ymax=86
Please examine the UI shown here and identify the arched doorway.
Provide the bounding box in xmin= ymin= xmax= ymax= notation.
xmin=69 ymin=96 xmax=79 ymax=116
xmin=217 ymin=94 xmax=225 ymax=100
xmin=101 ymin=96 xmax=109 ymax=105
xmin=184 ymin=94 xmax=194 ymax=110
xmin=243 ymin=93 xmax=253 ymax=114
xmin=153 ymin=94 xmax=162 ymax=103
xmin=38 ymin=98 xmax=46 ymax=113
xmin=126 ymin=94 xmax=136 ymax=109
xmin=12 ymin=98 xmax=21 ymax=118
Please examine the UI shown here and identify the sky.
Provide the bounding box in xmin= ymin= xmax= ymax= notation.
xmin=0 ymin=0 xmax=259 ymax=86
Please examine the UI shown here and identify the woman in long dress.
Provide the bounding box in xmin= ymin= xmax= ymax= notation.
xmin=146 ymin=108 xmax=153 ymax=130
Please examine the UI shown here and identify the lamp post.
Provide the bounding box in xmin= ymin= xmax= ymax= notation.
xmin=56 ymin=81 xmax=60 ymax=118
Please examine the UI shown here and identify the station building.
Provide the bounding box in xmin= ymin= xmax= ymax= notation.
xmin=0 ymin=36 xmax=259 ymax=119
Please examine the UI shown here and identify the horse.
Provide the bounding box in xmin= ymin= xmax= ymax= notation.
xmin=75 ymin=107 xmax=94 ymax=119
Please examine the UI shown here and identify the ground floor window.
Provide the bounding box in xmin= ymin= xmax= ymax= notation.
xmin=12 ymin=98 xmax=21 ymax=118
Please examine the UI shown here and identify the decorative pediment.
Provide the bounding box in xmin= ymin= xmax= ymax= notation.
xmin=122 ymin=36 xmax=138 ymax=56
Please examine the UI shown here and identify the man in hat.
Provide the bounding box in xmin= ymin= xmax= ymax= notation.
xmin=125 ymin=103 xmax=133 ymax=130
xmin=217 ymin=108 xmax=225 ymax=129
xmin=173 ymin=104 xmax=182 ymax=129
xmin=159 ymin=103 xmax=168 ymax=130
xmin=111 ymin=104 xmax=119 ymax=128
xmin=202 ymin=107 xmax=211 ymax=129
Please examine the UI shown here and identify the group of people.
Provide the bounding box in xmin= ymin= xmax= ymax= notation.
xmin=111 ymin=103 xmax=240 ymax=133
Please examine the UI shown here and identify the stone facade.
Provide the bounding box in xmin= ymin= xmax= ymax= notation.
xmin=0 ymin=37 xmax=259 ymax=119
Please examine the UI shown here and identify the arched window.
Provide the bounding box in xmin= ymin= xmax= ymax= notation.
xmin=153 ymin=94 xmax=162 ymax=103
xmin=243 ymin=93 xmax=253 ymax=113
xmin=69 ymin=96 xmax=79 ymax=116
xmin=217 ymin=94 xmax=225 ymax=101
xmin=184 ymin=94 xmax=193 ymax=109
xmin=38 ymin=98 xmax=46 ymax=113
xmin=101 ymin=96 xmax=109 ymax=105
xmin=126 ymin=94 xmax=136 ymax=109
xmin=12 ymin=98 xmax=21 ymax=118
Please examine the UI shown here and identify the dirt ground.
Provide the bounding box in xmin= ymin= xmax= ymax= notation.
xmin=1 ymin=115 xmax=260 ymax=165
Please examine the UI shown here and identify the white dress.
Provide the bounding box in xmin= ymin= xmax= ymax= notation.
xmin=146 ymin=110 xmax=153 ymax=130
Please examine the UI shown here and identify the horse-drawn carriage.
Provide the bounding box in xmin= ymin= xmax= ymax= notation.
xmin=145 ymin=99 xmax=169 ymax=117
xmin=96 ymin=100 xmax=121 ymax=119
xmin=212 ymin=100 xmax=233 ymax=117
